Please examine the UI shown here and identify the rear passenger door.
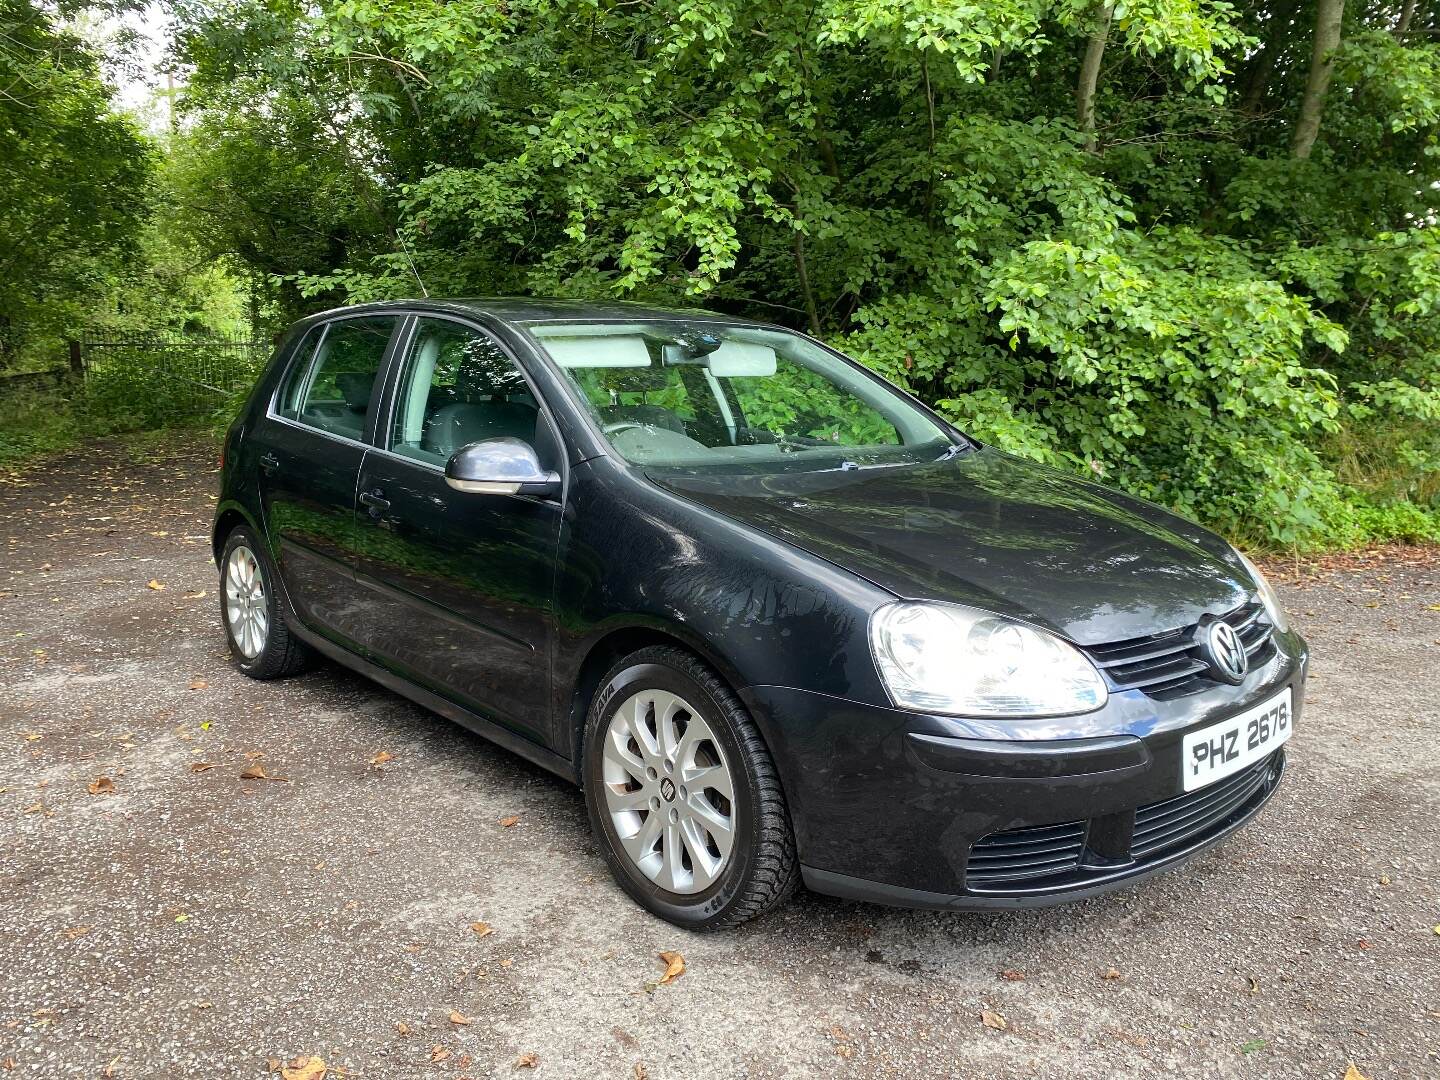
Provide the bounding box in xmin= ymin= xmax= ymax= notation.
xmin=257 ymin=314 xmax=400 ymax=648
xmin=349 ymin=316 xmax=563 ymax=746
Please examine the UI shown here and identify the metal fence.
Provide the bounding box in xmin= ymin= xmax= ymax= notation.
xmin=74 ymin=333 xmax=270 ymax=416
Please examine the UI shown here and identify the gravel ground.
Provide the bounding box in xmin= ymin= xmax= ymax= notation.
xmin=1 ymin=433 xmax=1437 ymax=1080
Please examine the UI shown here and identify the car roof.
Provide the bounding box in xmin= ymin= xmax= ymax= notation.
xmin=298 ymin=296 xmax=777 ymax=328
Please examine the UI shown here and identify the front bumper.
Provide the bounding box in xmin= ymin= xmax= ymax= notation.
xmin=740 ymin=632 xmax=1307 ymax=910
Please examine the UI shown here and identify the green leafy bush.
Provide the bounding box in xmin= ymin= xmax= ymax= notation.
xmin=139 ymin=0 xmax=1440 ymax=551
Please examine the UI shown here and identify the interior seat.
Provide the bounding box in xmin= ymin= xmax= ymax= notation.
xmin=422 ymin=400 xmax=539 ymax=458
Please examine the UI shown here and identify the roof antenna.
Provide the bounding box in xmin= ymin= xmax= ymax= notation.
xmin=394 ymin=229 xmax=429 ymax=298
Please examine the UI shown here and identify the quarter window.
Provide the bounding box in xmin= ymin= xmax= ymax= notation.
xmin=277 ymin=316 xmax=397 ymax=440
xmin=389 ymin=318 xmax=541 ymax=466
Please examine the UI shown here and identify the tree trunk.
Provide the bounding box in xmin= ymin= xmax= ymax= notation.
xmin=1238 ymin=0 xmax=1302 ymax=115
xmin=1394 ymin=0 xmax=1417 ymax=36
xmin=817 ymin=136 xmax=840 ymax=180
xmin=1290 ymin=0 xmax=1345 ymax=159
xmin=1076 ymin=2 xmax=1114 ymax=153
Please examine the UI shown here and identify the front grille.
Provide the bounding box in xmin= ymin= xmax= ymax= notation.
xmin=1084 ymin=600 xmax=1276 ymax=699
xmin=1131 ymin=755 xmax=1276 ymax=859
xmin=965 ymin=819 xmax=1087 ymax=886
xmin=964 ymin=751 xmax=1284 ymax=893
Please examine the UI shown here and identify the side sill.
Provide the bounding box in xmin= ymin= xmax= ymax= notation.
xmin=286 ymin=619 xmax=579 ymax=786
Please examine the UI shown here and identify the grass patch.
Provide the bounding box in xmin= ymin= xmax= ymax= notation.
xmin=0 ymin=386 xmax=85 ymax=469
xmin=0 ymin=380 xmax=236 ymax=476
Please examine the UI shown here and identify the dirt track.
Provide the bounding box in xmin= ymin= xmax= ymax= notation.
xmin=1 ymin=434 xmax=1437 ymax=1079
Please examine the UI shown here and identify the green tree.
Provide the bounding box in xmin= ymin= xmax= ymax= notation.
xmin=0 ymin=0 xmax=154 ymax=366
xmin=166 ymin=0 xmax=1440 ymax=547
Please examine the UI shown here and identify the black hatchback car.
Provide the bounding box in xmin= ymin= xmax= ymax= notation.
xmin=214 ymin=298 xmax=1308 ymax=929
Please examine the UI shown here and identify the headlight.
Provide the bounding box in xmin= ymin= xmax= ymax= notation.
xmin=1236 ymin=551 xmax=1291 ymax=633
xmin=869 ymin=602 xmax=1108 ymax=717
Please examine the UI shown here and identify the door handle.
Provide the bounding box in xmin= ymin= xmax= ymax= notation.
xmin=359 ymin=489 xmax=391 ymax=518
xmin=259 ymin=452 xmax=280 ymax=474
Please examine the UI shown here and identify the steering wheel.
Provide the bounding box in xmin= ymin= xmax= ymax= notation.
xmin=602 ymin=421 xmax=647 ymax=436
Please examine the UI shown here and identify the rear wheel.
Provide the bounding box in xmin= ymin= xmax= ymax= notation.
xmin=219 ymin=525 xmax=312 ymax=680
xmin=582 ymin=646 xmax=799 ymax=930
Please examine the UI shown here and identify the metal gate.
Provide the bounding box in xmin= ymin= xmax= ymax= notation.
xmin=74 ymin=334 xmax=270 ymax=416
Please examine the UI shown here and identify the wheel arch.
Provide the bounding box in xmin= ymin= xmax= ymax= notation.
xmin=563 ymin=620 xmax=757 ymax=767
xmin=211 ymin=501 xmax=260 ymax=565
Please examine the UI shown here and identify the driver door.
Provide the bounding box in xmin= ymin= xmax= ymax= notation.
xmin=348 ymin=316 xmax=564 ymax=746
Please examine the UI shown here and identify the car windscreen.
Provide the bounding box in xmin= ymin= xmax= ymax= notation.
xmin=521 ymin=320 xmax=957 ymax=470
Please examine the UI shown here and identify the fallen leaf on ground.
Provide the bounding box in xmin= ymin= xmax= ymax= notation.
xmin=184 ymin=590 xmax=207 ymax=599
xmin=188 ymin=679 xmax=208 ymax=691
xmin=87 ymin=776 xmax=116 ymax=795
xmin=656 ymin=950 xmax=685 ymax=985
xmin=239 ymin=764 xmax=288 ymax=782
xmin=448 ymin=1010 xmax=471 ymax=1026
xmin=61 ymin=926 xmax=91 ymax=940
xmin=429 ymin=1046 xmax=450 ymax=1063
xmin=998 ymin=969 xmax=1025 ymax=981
xmin=1344 ymin=1066 xmax=1373 ymax=1080
xmin=102 ymin=1056 xmax=121 ymax=1077
xmin=370 ymin=750 xmax=394 ymax=767
xmin=633 ymin=1065 xmax=647 ymax=1080
xmin=189 ymin=762 xmax=215 ymax=773
xmin=498 ymin=815 xmax=521 ymax=827
xmin=1101 ymin=967 xmax=1122 ymax=980
xmin=514 ymin=1053 xmax=539 ymax=1069
xmin=22 ymin=802 xmax=47 ymax=814
xmin=174 ymin=913 xmax=190 ymax=923
xmin=146 ymin=579 xmax=165 ymax=591
xmin=470 ymin=921 xmax=493 ymax=937
xmin=394 ymin=1021 xmax=411 ymax=1036
xmin=280 ymin=1056 xmax=327 ymax=1080
xmin=980 ymin=1009 xmax=1007 ymax=1031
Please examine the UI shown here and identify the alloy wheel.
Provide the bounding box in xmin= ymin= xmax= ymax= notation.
xmin=224 ymin=544 xmax=269 ymax=659
xmin=600 ymin=689 xmax=736 ymax=894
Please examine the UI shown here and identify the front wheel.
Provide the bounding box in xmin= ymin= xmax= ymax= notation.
xmin=582 ymin=646 xmax=799 ymax=930
xmin=219 ymin=525 xmax=313 ymax=680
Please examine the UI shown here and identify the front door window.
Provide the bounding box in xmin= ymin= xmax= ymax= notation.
xmin=389 ymin=319 xmax=540 ymax=465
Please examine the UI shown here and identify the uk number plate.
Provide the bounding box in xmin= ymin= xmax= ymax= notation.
xmin=1181 ymin=687 xmax=1293 ymax=792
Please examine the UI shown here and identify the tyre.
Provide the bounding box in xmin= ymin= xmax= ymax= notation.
xmin=582 ymin=645 xmax=799 ymax=930
xmin=218 ymin=525 xmax=313 ymax=680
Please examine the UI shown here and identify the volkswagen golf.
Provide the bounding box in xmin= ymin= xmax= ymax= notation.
xmin=213 ymin=298 xmax=1308 ymax=929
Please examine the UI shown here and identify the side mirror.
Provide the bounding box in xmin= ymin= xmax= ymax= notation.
xmin=444 ymin=437 xmax=561 ymax=498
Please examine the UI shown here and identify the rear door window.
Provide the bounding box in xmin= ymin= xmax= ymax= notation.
xmin=277 ymin=316 xmax=398 ymax=440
